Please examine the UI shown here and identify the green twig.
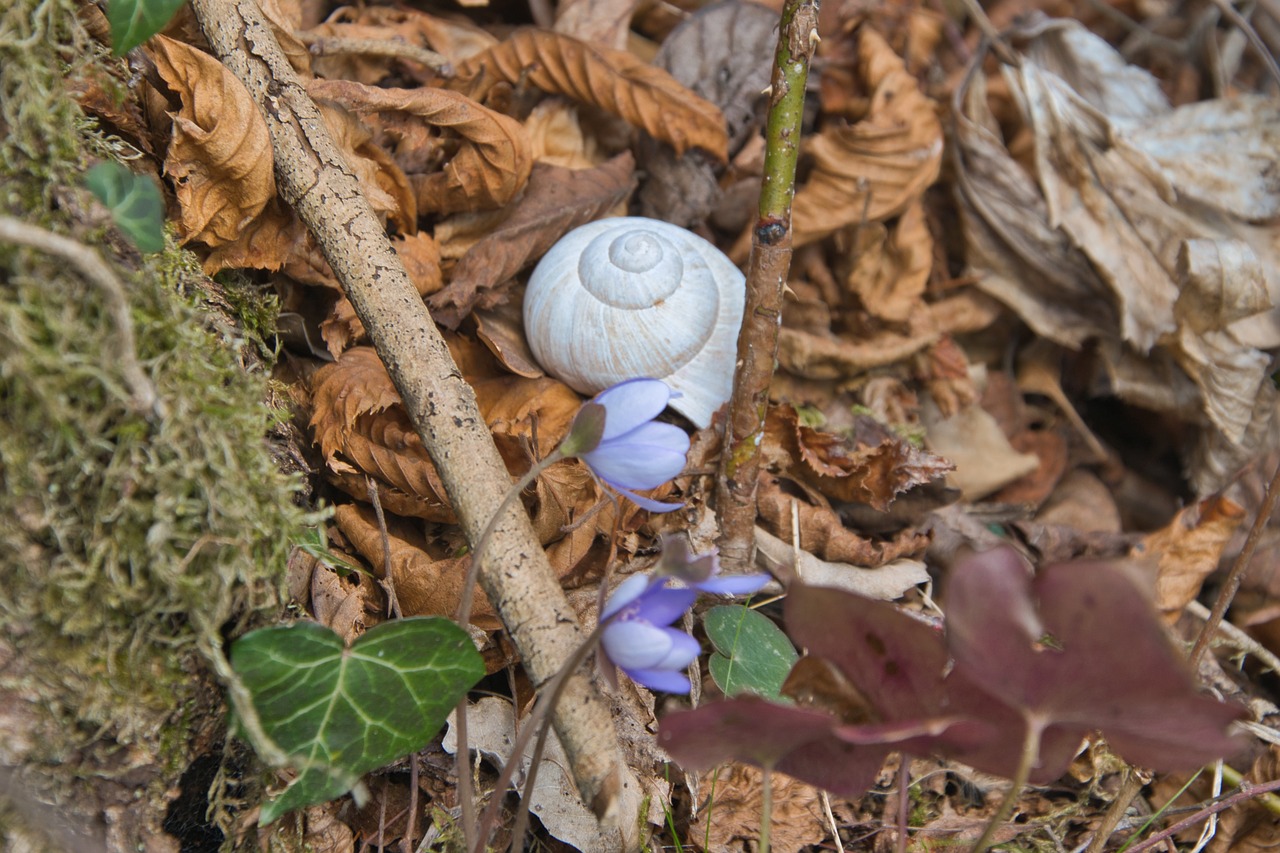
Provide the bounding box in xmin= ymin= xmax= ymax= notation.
xmin=971 ymin=718 xmax=1042 ymax=853
xmin=760 ymin=766 xmax=773 ymax=853
xmin=715 ymin=0 xmax=820 ymax=571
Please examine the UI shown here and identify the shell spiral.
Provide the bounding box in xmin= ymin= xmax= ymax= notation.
xmin=524 ymin=217 xmax=745 ymax=428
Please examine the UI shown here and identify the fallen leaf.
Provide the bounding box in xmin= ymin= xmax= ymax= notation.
xmin=334 ymin=503 xmax=500 ymax=628
xmin=455 ymin=28 xmax=729 ymax=160
xmin=553 ymin=0 xmax=639 ymax=50
xmin=843 ymin=201 xmax=932 ymax=323
xmin=791 ymin=27 xmax=942 ymax=245
xmin=1133 ymin=495 xmax=1246 ymax=622
xmin=148 ymin=35 xmax=275 ymax=247
xmin=919 ymin=393 xmax=1039 ymax=501
xmin=757 ymin=474 xmax=931 ymax=566
xmin=427 ymin=153 xmax=636 ymax=328
xmin=524 ymin=98 xmax=608 ymax=168
xmin=309 ymin=78 xmax=533 ymax=215
xmin=687 ymin=763 xmax=831 ymax=853
xmin=754 ymin=526 xmax=929 ymax=599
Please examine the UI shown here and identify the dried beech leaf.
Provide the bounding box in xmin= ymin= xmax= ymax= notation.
xmin=755 ymin=527 xmax=928 ymax=600
xmin=455 ymin=28 xmax=728 ymax=161
xmin=757 ymin=475 xmax=930 ymax=567
xmin=1134 ymin=496 xmax=1246 ymax=622
xmin=688 ymin=764 xmax=831 ymax=853
xmin=791 ymin=27 xmax=942 ymax=245
xmin=473 ymin=374 xmax=581 ymax=464
xmin=474 ymin=301 xmax=545 ymax=378
xmin=553 ymin=0 xmax=638 ymax=50
xmin=148 ymin=35 xmax=275 ymax=247
xmin=202 ymin=196 xmax=305 ymax=275
xmin=920 ymin=394 xmax=1038 ymax=501
xmin=427 ymin=153 xmax=636 ymax=327
xmin=333 ymin=503 xmax=500 ymax=628
xmin=309 ymin=78 xmax=533 ymax=215
xmin=525 ymin=98 xmax=607 ymax=168
xmin=844 ymin=202 xmax=931 ymax=323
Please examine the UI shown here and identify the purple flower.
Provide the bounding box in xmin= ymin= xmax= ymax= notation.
xmin=562 ymin=379 xmax=691 ymax=512
xmin=599 ymin=539 xmax=771 ymax=693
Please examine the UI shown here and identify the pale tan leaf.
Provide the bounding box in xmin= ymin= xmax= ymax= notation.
xmin=309 ymin=78 xmax=533 ymax=215
xmin=1135 ymin=496 xmax=1246 ymax=622
xmin=148 ymin=35 xmax=275 ymax=247
xmin=553 ymin=0 xmax=638 ymax=50
xmin=688 ymin=763 xmax=831 ymax=853
xmin=919 ymin=393 xmax=1039 ymax=501
xmin=455 ymin=27 xmax=728 ymax=160
xmin=755 ymin=527 xmax=928 ymax=598
xmin=525 ymin=98 xmax=607 ymax=168
xmin=844 ymin=201 xmax=931 ymax=323
xmin=427 ymin=153 xmax=636 ymax=327
xmin=791 ymin=27 xmax=942 ymax=245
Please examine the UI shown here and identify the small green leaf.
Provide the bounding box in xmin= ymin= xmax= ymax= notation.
xmin=231 ymin=617 xmax=484 ymax=824
xmin=106 ymin=0 xmax=186 ymax=54
xmin=705 ymin=605 xmax=797 ymax=700
xmin=85 ymin=162 xmax=166 ymax=253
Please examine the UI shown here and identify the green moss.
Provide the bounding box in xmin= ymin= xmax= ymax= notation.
xmin=0 ymin=0 xmax=316 ymax=844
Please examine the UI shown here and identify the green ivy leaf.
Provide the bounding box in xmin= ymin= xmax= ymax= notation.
xmin=106 ymin=0 xmax=186 ymax=54
xmin=85 ymin=162 xmax=166 ymax=253
xmin=231 ymin=617 xmax=484 ymax=824
xmin=705 ymin=605 xmax=797 ymax=700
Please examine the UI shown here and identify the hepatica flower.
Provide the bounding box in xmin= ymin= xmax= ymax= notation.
xmin=560 ymin=378 xmax=691 ymax=512
xmin=599 ymin=535 xmax=771 ymax=693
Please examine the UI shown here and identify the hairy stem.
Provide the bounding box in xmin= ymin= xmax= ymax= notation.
xmin=715 ymin=0 xmax=820 ymax=571
xmin=760 ymin=766 xmax=773 ymax=853
xmin=971 ymin=718 xmax=1042 ymax=853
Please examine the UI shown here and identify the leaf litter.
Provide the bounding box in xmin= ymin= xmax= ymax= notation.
xmin=71 ymin=0 xmax=1280 ymax=848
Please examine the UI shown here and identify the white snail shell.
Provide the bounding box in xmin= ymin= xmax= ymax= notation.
xmin=523 ymin=217 xmax=745 ymax=428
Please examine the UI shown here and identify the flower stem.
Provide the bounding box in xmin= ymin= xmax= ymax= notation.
xmin=715 ymin=0 xmax=819 ymax=571
xmin=971 ymin=718 xmax=1042 ymax=853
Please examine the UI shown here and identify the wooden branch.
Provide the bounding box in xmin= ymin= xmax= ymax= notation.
xmin=715 ymin=0 xmax=819 ymax=571
xmin=183 ymin=0 xmax=641 ymax=841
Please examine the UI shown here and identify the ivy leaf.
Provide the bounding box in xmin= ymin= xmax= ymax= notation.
xmin=231 ymin=617 xmax=484 ymax=824
xmin=85 ymin=162 xmax=165 ymax=253
xmin=705 ymin=605 xmax=797 ymax=700
xmin=107 ymin=0 xmax=187 ymax=54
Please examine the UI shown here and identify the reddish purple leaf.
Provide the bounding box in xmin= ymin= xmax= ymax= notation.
xmin=945 ymin=547 xmax=1246 ymax=776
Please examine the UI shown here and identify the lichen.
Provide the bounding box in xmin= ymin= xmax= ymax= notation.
xmin=0 ymin=0 xmax=315 ymax=847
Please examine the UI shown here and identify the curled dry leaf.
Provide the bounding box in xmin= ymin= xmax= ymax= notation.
xmin=688 ymin=763 xmax=832 ymax=853
xmin=309 ymin=78 xmax=532 ymax=215
xmin=843 ymin=201 xmax=931 ymax=323
xmin=455 ymin=28 xmax=729 ymax=161
xmin=791 ymin=27 xmax=942 ymax=246
xmin=427 ymin=153 xmax=636 ymax=328
xmin=757 ymin=474 xmax=930 ymax=567
xmin=333 ymin=503 xmax=501 ymax=628
xmin=148 ymin=35 xmax=275 ymax=248
xmin=755 ymin=526 xmax=928 ymax=599
xmin=1133 ymin=495 xmax=1246 ymax=622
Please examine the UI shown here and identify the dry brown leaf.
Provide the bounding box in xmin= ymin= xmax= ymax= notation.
xmin=309 ymin=561 xmax=368 ymax=643
xmin=474 ymin=301 xmax=545 ymax=378
xmin=333 ymin=503 xmax=500 ymax=628
xmin=755 ymin=527 xmax=928 ymax=598
xmin=310 ymin=347 xmax=456 ymax=521
xmin=455 ymin=27 xmax=728 ymax=161
xmin=427 ymin=153 xmax=636 ymax=327
xmin=843 ymin=201 xmax=931 ymax=323
xmin=758 ymin=475 xmax=930 ymax=566
xmin=321 ymin=232 xmax=443 ymax=356
xmin=688 ymin=763 xmax=830 ymax=853
xmin=148 ymin=35 xmax=275 ymax=248
xmin=309 ymin=78 xmax=533 ymax=215
xmin=791 ymin=27 xmax=942 ymax=246
xmin=777 ymin=309 xmax=939 ymax=380
xmin=920 ymin=392 xmax=1039 ymax=501
xmin=553 ymin=0 xmax=639 ymax=50
xmin=765 ymin=405 xmax=952 ymax=510
xmin=473 ymin=374 xmax=581 ymax=463
xmin=202 ymin=196 xmax=307 ymax=276
xmin=524 ymin=98 xmax=607 ymax=168
xmin=1134 ymin=495 xmax=1246 ymax=622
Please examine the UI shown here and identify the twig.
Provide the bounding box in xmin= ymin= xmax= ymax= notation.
xmin=185 ymin=0 xmax=642 ymax=840
xmin=1202 ymin=0 xmax=1280 ymax=89
xmin=1085 ymin=768 xmax=1146 ymax=853
xmin=1123 ymin=779 xmax=1280 ymax=853
xmin=0 ymin=215 xmax=162 ymax=417
xmin=1186 ymin=599 xmax=1280 ymax=675
xmin=365 ymin=476 xmax=403 ymax=619
xmin=1189 ymin=458 xmax=1280 ymax=669
xmin=971 ymin=719 xmax=1042 ymax=853
xmin=715 ymin=0 xmax=819 ymax=571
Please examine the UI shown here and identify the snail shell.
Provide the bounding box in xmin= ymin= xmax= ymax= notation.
xmin=523 ymin=217 xmax=745 ymax=428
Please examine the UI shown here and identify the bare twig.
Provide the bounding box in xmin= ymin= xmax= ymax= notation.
xmin=715 ymin=0 xmax=819 ymax=571
xmin=1124 ymin=779 xmax=1280 ymax=853
xmin=1189 ymin=459 xmax=1280 ymax=669
xmin=185 ymin=0 xmax=642 ymax=839
xmin=1085 ymin=768 xmax=1146 ymax=853
xmin=0 ymin=215 xmax=162 ymax=417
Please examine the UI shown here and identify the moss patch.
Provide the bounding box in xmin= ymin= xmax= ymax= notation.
xmin=0 ymin=0 xmax=314 ymax=846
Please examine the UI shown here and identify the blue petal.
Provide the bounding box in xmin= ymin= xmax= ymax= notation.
xmin=601 ymin=573 xmax=656 ymax=621
xmin=624 ymin=667 xmax=692 ymax=693
xmin=631 ymin=586 xmax=697 ymax=626
xmin=583 ymin=425 xmax=689 ymax=489
xmin=602 ymin=620 xmax=674 ymax=669
xmin=593 ymin=379 xmax=671 ymax=441
xmin=694 ymin=573 xmax=772 ymax=595
xmin=654 ymin=629 xmax=701 ymax=669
